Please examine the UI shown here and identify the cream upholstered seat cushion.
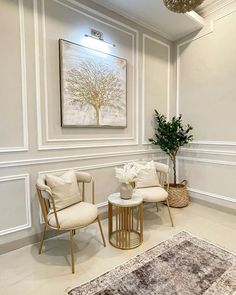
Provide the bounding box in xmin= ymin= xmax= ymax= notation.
xmin=45 ymin=170 xmax=81 ymax=211
xmin=48 ymin=202 xmax=98 ymax=230
xmin=135 ymin=187 xmax=168 ymax=202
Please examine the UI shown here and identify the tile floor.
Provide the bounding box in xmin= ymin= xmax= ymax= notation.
xmin=0 ymin=201 xmax=236 ymax=295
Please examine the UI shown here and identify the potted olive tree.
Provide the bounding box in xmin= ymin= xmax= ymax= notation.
xmin=149 ymin=110 xmax=193 ymax=207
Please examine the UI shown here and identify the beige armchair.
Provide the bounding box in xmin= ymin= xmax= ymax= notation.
xmin=36 ymin=171 xmax=106 ymax=273
xmin=135 ymin=162 xmax=174 ymax=227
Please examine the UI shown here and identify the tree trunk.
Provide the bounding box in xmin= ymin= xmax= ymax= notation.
xmin=172 ymin=156 xmax=177 ymax=186
xmin=95 ymin=106 xmax=100 ymax=126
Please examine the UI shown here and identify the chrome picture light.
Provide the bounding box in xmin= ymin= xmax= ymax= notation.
xmin=84 ymin=29 xmax=116 ymax=48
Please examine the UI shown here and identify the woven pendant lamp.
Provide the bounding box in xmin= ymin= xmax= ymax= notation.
xmin=163 ymin=0 xmax=204 ymax=13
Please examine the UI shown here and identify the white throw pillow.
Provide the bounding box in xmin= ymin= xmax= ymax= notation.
xmin=45 ymin=170 xmax=81 ymax=211
xmin=134 ymin=161 xmax=160 ymax=189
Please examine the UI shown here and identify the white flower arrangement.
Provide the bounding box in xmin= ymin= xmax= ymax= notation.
xmin=115 ymin=162 xmax=138 ymax=184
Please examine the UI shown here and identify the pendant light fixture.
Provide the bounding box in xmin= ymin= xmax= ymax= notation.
xmin=163 ymin=0 xmax=204 ymax=13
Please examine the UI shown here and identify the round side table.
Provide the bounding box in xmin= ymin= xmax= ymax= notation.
xmin=108 ymin=192 xmax=143 ymax=250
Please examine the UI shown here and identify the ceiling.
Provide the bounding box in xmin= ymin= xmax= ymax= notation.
xmin=91 ymin=0 xmax=233 ymax=41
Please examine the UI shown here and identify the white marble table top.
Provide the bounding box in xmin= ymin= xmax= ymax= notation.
xmin=108 ymin=192 xmax=143 ymax=207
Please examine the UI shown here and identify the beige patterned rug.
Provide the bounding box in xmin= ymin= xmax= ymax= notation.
xmin=67 ymin=231 xmax=236 ymax=295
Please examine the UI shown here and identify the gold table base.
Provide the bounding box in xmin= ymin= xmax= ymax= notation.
xmin=108 ymin=203 xmax=143 ymax=250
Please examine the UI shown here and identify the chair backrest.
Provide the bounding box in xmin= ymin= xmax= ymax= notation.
xmin=135 ymin=161 xmax=170 ymax=187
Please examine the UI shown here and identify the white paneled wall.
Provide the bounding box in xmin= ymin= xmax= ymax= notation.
xmin=0 ymin=0 xmax=171 ymax=250
xmin=0 ymin=174 xmax=31 ymax=236
xmin=175 ymin=1 xmax=236 ymax=209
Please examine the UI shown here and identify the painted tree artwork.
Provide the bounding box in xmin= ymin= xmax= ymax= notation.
xmin=59 ymin=39 xmax=127 ymax=127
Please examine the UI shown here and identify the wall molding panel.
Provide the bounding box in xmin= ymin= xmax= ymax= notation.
xmin=142 ymin=34 xmax=170 ymax=145
xmin=176 ymin=6 xmax=236 ymax=147
xmin=177 ymin=156 xmax=236 ymax=206
xmin=0 ymin=0 xmax=28 ymax=153
xmin=0 ymin=149 xmax=162 ymax=168
xmin=180 ymin=147 xmax=236 ymax=157
xmin=39 ymin=156 xmax=168 ymax=175
xmin=178 ymin=156 xmax=236 ymax=167
xmin=56 ymin=0 xmax=139 ymax=35
xmin=0 ymin=174 xmax=31 ymax=236
xmin=34 ymin=0 xmax=139 ymax=150
xmin=188 ymin=187 xmax=236 ymax=204
xmin=191 ymin=141 xmax=236 ymax=146
xmin=66 ymin=0 xmax=172 ymax=40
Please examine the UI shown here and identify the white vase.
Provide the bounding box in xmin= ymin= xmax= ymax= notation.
xmin=120 ymin=183 xmax=133 ymax=199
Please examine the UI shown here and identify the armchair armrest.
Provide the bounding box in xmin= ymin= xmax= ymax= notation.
xmin=36 ymin=177 xmax=52 ymax=198
xmin=155 ymin=162 xmax=170 ymax=174
xmin=154 ymin=162 xmax=170 ymax=191
xmin=36 ymin=177 xmax=60 ymax=229
xmin=75 ymin=172 xmax=95 ymax=204
xmin=75 ymin=171 xmax=92 ymax=183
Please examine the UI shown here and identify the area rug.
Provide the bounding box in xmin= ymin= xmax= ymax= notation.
xmin=67 ymin=231 xmax=236 ymax=295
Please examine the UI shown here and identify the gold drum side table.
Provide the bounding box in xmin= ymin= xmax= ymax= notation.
xmin=108 ymin=193 xmax=143 ymax=250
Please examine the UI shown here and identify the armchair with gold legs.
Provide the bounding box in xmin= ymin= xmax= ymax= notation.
xmin=36 ymin=171 xmax=106 ymax=273
xmin=135 ymin=162 xmax=174 ymax=227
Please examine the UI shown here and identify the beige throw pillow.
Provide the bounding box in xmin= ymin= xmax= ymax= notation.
xmin=134 ymin=161 xmax=160 ymax=189
xmin=45 ymin=170 xmax=81 ymax=211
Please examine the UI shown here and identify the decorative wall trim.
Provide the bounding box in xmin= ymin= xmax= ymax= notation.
xmin=0 ymin=0 xmax=28 ymax=153
xmin=39 ymin=156 xmax=168 ymax=175
xmin=180 ymin=147 xmax=236 ymax=156
xmin=191 ymin=141 xmax=236 ymax=146
xmin=33 ymin=0 xmax=42 ymax=151
xmin=142 ymin=34 xmax=170 ymax=145
xmin=176 ymin=6 xmax=236 ymax=146
xmin=38 ymin=156 xmax=167 ymax=175
xmin=177 ymin=156 xmax=236 ymax=205
xmin=197 ymin=0 xmax=235 ymax=18
xmin=188 ymin=187 xmax=236 ymax=204
xmin=58 ymin=0 xmax=138 ymax=34
xmin=0 ymin=149 xmax=162 ymax=168
xmin=0 ymin=174 xmax=31 ymax=236
xmin=47 ymin=0 xmax=137 ymax=144
xmin=176 ymin=155 xmax=236 ymax=194
xmin=34 ymin=0 xmax=139 ymax=150
xmin=178 ymin=156 xmax=236 ymax=167
xmin=39 ymin=156 xmax=168 ymax=223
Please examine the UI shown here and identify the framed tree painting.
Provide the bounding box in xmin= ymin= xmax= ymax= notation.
xmin=59 ymin=39 xmax=127 ymax=128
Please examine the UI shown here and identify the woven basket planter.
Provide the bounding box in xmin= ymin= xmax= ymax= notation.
xmin=165 ymin=180 xmax=189 ymax=208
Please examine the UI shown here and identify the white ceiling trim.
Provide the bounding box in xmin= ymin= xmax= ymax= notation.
xmin=186 ymin=11 xmax=205 ymax=25
xmin=90 ymin=1 xmax=172 ymax=40
xmin=196 ymin=0 xmax=235 ymax=17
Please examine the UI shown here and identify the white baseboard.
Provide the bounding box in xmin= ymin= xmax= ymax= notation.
xmin=188 ymin=187 xmax=236 ymax=210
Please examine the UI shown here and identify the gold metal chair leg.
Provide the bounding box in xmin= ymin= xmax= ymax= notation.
xmin=70 ymin=230 xmax=75 ymax=274
xmin=97 ymin=216 xmax=106 ymax=247
xmin=38 ymin=224 xmax=47 ymax=254
xmin=166 ymin=198 xmax=174 ymax=227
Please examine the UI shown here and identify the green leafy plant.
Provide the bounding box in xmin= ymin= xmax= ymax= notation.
xmin=149 ymin=110 xmax=193 ymax=186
